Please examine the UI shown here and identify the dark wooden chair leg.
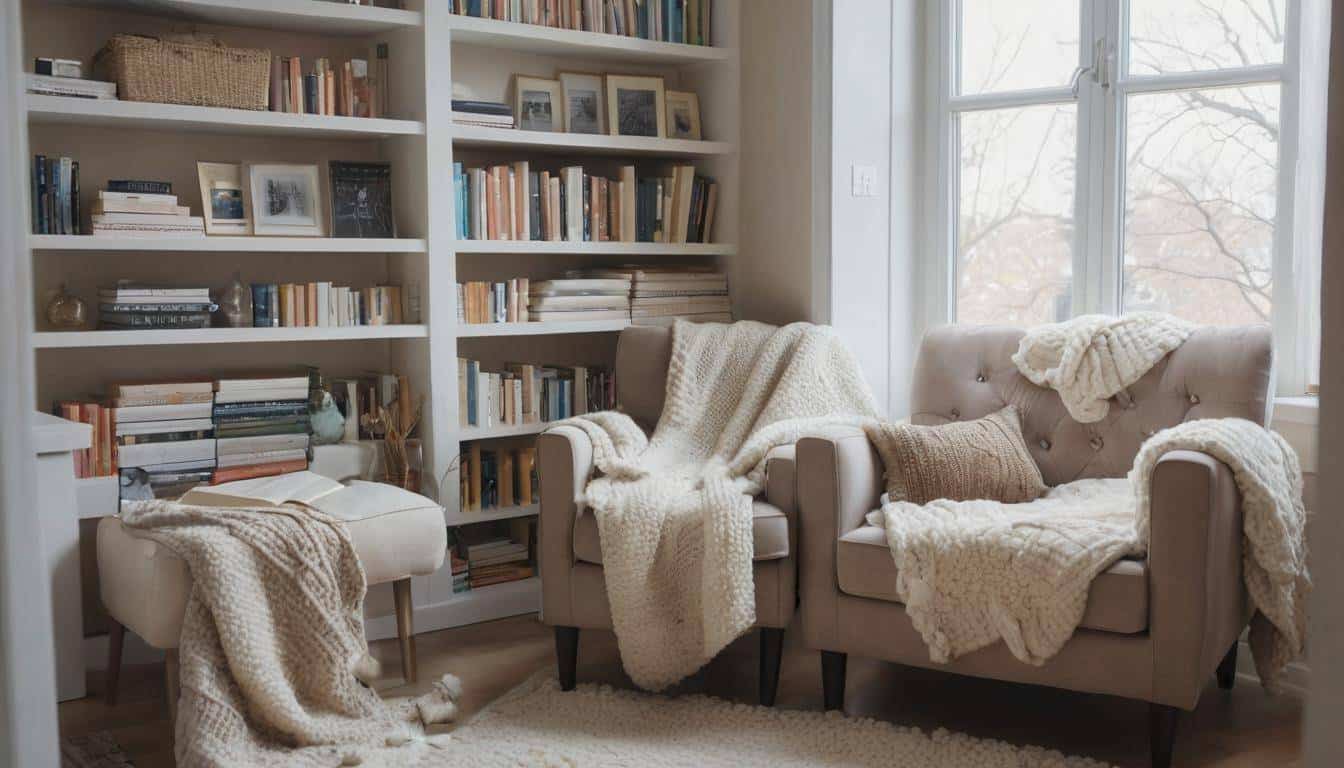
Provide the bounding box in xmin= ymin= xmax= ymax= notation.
xmin=758 ymin=627 xmax=784 ymax=707
xmin=1150 ymin=703 xmax=1179 ymax=768
xmin=392 ymin=578 xmax=417 ymax=683
xmin=105 ymin=621 xmax=126 ymax=706
xmin=1216 ymin=642 xmax=1238 ymax=690
xmin=555 ymin=626 xmax=579 ymax=691
xmin=821 ymin=651 xmax=847 ymax=712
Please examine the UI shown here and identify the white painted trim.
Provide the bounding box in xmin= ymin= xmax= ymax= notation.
xmin=809 ymin=0 xmax=833 ymax=324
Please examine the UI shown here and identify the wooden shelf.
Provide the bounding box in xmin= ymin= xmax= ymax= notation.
xmin=451 ymin=124 xmax=734 ymax=157
xmin=34 ymin=325 xmax=428 ymax=349
xmin=27 ymin=95 xmax=425 ymax=139
xmin=455 ymin=319 xmax=630 ymax=337
xmin=458 ymin=422 xmax=549 ymax=441
xmin=55 ymin=0 xmax=423 ymax=35
xmin=448 ymin=14 xmax=732 ymax=64
xmin=30 ymin=234 xmax=428 ymax=253
xmin=453 ymin=240 xmax=733 ymax=256
xmin=443 ymin=503 xmax=539 ymax=527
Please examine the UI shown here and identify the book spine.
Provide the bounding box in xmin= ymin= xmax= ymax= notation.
xmin=70 ymin=161 xmax=80 ymax=235
xmin=252 ymin=284 xmax=270 ymax=327
xmin=34 ymin=155 xmax=45 ymax=234
xmin=106 ymin=180 xmax=172 ymax=194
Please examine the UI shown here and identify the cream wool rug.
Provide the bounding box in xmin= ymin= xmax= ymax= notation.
xmin=434 ymin=675 xmax=1112 ymax=767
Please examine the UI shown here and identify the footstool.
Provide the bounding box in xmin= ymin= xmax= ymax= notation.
xmin=97 ymin=499 xmax=446 ymax=708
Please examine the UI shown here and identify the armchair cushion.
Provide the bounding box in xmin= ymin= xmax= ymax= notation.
xmin=833 ymin=525 xmax=1149 ymax=634
xmin=573 ymin=499 xmax=792 ymax=565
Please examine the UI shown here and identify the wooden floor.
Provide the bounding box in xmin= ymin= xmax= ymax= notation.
xmin=60 ymin=615 xmax=1302 ymax=767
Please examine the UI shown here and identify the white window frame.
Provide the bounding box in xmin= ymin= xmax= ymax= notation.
xmin=922 ymin=0 xmax=1308 ymax=395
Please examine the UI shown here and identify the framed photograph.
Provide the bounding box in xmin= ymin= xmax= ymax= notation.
xmin=329 ymin=161 xmax=395 ymax=238
xmin=244 ymin=162 xmax=324 ymax=237
xmin=558 ymin=71 xmax=605 ymax=135
xmin=605 ymin=74 xmax=666 ymax=139
xmin=196 ymin=161 xmax=251 ymax=235
xmin=664 ymin=90 xmax=702 ymax=141
xmin=513 ymin=75 xmax=563 ymax=132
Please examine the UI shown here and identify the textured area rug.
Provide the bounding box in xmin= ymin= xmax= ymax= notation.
xmin=61 ymin=732 xmax=133 ymax=767
xmin=442 ymin=676 xmax=1113 ymax=767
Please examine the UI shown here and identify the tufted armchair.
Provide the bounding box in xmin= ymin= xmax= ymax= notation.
xmin=797 ymin=324 xmax=1272 ymax=768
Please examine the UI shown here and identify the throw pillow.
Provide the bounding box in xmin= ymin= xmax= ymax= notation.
xmin=865 ymin=405 xmax=1047 ymax=505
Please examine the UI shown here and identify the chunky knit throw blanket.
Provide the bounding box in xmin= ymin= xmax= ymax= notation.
xmin=119 ymin=501 xmax=459 ymax=767
xmin=1011 ymin=312 xmax=1196 ymax=423
xmin=556 ymin=320 xmax=880 ymax=690
xmin=868 ymin=418 xmax=1308 ymax=688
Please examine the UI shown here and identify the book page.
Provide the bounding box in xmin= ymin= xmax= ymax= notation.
xmin=304 ymin=480 xmax=440 ymax=522
xmin=181 ymin=470 xmax=342 ymax=508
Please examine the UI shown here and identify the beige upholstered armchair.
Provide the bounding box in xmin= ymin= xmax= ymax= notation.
xmin=537 ymin=326 xmax=798 ymax=704
xmin=797 ymin=324 xmax=1272 ymax=768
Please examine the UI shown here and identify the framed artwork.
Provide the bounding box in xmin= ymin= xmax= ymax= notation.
xmin=664 ymin=90 xmax=702 ymax=140
xmin=329 ymin=161 xmax=395 ymax=238
xmin=196 ymin=161 xmax=251 ymax=235
xmin=558 ymin=71 xmax=605 ymax=134
xmin=244 ymin=162 xmax=324 ymax=237
xmin=605 ymin=74 xmax=666 ymax=139
xmin=513 ymin=75 xmax=563 ymax=132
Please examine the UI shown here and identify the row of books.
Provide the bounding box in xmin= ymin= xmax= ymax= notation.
xmin=90 ymin=185 xmax=204 ymax=238
xmin=453 ymin=162 xmax=717 ymax=245
xmin=457 ymin=359 xmax=615 ymax=428
xmin=449 ymin=518 xmax=536 ymax=591
xmin=31 ymin=155 xmax=80 ymax=235
xmin=461 ymin=446 xmax=538 ymax=511
xmin=270 ymin=51 xmax=386 ymax=118
xmin=99 ymin=284 xmax=216 ymax=331
xmin=457 ymin=279 xmax=529 ymax=324
xmin=451 ymin=99 xmax=514 ymax=129
xmin=250 ymin=283 xmax=405 ymax=327
xmin=449 ymin=0 xmax=712 ymax=47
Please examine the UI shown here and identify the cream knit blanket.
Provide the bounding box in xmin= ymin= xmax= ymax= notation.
xmin=556 ymin=320 xmax=880 ymax=690
xmin=869 ymin=418 xmax=1308 ymax=688
xmin=119 ymin=501 xmax=457 ymax=767
xmin=1011 ymin=312 xmax=1196 ymax=423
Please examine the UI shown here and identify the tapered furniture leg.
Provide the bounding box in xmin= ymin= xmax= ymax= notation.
xmin=1150 ymin=703 xmax=1179 ymax=768
xmin=821 ymin=651 xmax=847 ymax=712
xmin=1216 ymin=642 xmax=1238 ymax=690
xmin=759 ymin=627 xmax=784 ymax=706
xmin=392 ymin=578 xmax=417 ymax=683
xmin=164 ymin=649 xmax=180 ymax=726
xmin=555 ymin=626 xmax=579 ymax=691
xmin=105 ymin=621 xmax=126 ymax=706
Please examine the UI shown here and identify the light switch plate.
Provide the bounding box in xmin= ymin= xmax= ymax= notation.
xmin=851 ymin=164 xmax=878 ymax=197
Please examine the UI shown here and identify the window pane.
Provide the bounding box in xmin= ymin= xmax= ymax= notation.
xmin=1127 ymin=0 xmax=1286 ymax=76
xmin=959 ymin=0 xmax=1080 ymax=95
xmin=956 ymin=104 xmax=1076 ymax=325
xmin=1123 ymin=85 xmax=1279 ymax=324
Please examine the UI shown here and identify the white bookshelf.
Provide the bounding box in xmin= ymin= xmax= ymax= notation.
xmin=24 ymin=0 xmax=740 ymax=637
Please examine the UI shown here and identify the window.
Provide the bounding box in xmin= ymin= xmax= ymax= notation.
xmin=929 ymin=0 xmax=1321 ymax=391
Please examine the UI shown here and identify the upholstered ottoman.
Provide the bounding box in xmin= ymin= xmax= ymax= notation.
xmin=97 ymin=501 xmax=446 ymax=708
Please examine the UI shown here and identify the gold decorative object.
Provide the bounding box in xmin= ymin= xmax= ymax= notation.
xmin=46 ymin=284 xmax=87 ymax=329
xmin=369 ymin=400 xmax=422 ymax=491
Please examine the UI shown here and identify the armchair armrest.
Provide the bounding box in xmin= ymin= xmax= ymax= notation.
xmin=763 ymin=444 xmax=797 ymax=515
xmin=797 ymin=425 xmax=885 ymax=650
xmin=537 ymin=426 xmax=595 ymax=627
xmin=1148 ymin=449 xmax=1246 ymax=710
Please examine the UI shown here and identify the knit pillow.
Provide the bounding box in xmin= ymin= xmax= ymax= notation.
xmin=865 ymin=405 xmax=1046 ymax=505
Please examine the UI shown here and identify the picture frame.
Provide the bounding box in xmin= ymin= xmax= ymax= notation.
xmin=664 ymin=90 xmax=702 ymax=141
xmin=605 ymin=74 xmax=666 ymax=139
xmin=513 ymin=75 xmax=563 ymax=132
xmin=244 ymin=162 xmax=324 ymax=237
xmin=196 ymin=161 xmax=251 ymax=235
xmin=558 ymin=71 xmax=605 ymax=135
xmin=328 ymin=161 xmax=396 ymax=238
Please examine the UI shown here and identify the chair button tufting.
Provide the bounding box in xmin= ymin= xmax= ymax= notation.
xmin=976 ymin=374 xmax=986 ymax=383
xmin=1089 ymin=437 xmax=1103 ymax=451
xmin=1039 ymin=439 xmax=1051 ymax=450
xmin=1189 ymin=393 xmax=1200 ymax=404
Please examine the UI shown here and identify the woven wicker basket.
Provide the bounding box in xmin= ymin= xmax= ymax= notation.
xmin=94 ymin=34 xmax=271 ymax=111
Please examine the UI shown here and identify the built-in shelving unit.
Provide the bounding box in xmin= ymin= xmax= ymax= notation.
xmin=446 ymin=13 xmax=733 ymax=63
xmin=30 ymin=234 xmax=428 ymax=253
xmin=452 ymin=240 xmax=733 ymax=256
xmin=454 ymin=319 xmax=632 ymax=338
xmin=450 ymin=123 xmax=734 ymax=157
xmin=34 ymin=325 xmax=428 ymax=348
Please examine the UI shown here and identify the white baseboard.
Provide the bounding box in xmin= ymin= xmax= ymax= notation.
xmin=1234 ymin=639 xmax=1309 ymax=697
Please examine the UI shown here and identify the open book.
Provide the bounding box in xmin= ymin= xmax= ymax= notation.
xmin=180 ymin=470 xmax=440 ymax=522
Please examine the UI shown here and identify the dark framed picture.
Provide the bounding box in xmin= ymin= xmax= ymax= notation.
xmin=514 ymin=75 xmax=562 ymax=132
xmin=559 ymin=71 xmax=605 ymax=134
xmin=665 ymin=90 xmax=702 ymax=140
xmin=606 ymin=74 xmax=666 ymax=139
xmin=328 ymin=161 xmax=395 ymax=238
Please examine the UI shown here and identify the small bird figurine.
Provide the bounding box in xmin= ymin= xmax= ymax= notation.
xmin=309 ymin=390 xmax=347 ymax=446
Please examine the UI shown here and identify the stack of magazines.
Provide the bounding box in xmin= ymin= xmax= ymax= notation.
xmin=26 ymin=73 xmax=116 ymax=100
xmin=98 ymin=283 xmax=216 ymax=331
xmin=451 ymin=99 xmax=514 ymax=129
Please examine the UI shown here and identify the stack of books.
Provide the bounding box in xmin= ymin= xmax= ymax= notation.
xmin=31 ymin=155 xmax=80 ymax=235
xmin=251 ymin=282 xmax=403 ymax=327
xmin=593 ymin=266 xmax=730 ymax=325
xmin=98 ymin=284 xmax=216 ymax=331
xmin=271 ymin=52 xmax=386 ymax=117
xmin=450 ymin=549 xmax=470 ymax=594
xmin=212 ymin=374 xmax=312 ymax=483
xmin=528 ymin=276 xmax=631 ymax=323
xmin=453 ymin=162 xmax=716 ymax=244
xmin=448 ymin=0 xmax=712 ymax=46
xmin=91 ymin=182 xmax=204 ymax=239
xmin=26 ymin=73 xmax=116 ymax=100
xmin=54 ymin=400 xmax=114 ymax=479
xmin=457 ymin=278 xmax=529 ymax=324
xmin=461 ymin=446 xmax=537 ymax=512
xmin=453 ymin=517 xmax=535 ymax=588
xmin=451 ymin=99 xmax=514 ymax=129
xmin=111 ymin=381 xmax=217 ymax=496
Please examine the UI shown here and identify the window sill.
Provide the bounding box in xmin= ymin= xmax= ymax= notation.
xmin=1273 ymin=396 xmax=1319 ymax=427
